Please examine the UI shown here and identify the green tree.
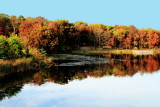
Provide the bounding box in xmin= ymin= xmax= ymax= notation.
xmin=0 ymin=35 xmax=24 ymax=59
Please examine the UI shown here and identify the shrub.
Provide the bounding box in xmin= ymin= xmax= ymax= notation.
xmin=0 ymin=35 xmax=24 ymax=59
xmin=7 ymin=35 xmax=24 ymax=58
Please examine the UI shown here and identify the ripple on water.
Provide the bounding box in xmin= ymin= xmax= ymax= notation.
xmin=53 ymin=55 xmax=109 ymax=66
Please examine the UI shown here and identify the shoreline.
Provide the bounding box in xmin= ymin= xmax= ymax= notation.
xmin=0 ymin=49 xmax=159 ymax=67
xmin=72 ymin=49 xmax=160 ymax=55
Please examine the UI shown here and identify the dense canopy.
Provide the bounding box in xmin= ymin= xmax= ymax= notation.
xmin=0 ymin=13 xmax=160 ymax=57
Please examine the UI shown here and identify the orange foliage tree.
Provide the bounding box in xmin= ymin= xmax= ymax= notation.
xmin=19 ymin=17 xmax=58 ymax=52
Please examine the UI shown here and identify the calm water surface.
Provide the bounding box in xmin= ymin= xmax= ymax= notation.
xmin=0 ymin=54 xmax=160 ymax=107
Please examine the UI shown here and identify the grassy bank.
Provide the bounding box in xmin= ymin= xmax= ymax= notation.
xmin=73 ymin=49 xmax=160 ymax=55
xmin=0 ymin=48 xmax=54 ymax=75
xmin=0 ymin=57 xmax=53 ymax=75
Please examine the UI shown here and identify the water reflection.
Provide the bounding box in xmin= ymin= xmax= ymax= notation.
xmin=0 ymin=54 xmax=160 ymax=101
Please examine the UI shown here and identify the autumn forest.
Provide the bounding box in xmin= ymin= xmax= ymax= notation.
xmin=0 ymin=13 xmax=160 ymax=59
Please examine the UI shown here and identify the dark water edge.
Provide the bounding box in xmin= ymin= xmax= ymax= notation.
xmin=0 ymin=54 xmax=160 ymax=107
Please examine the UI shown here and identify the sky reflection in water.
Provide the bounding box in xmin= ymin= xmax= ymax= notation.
xmin=1 ymin=72 xmax=160 ymax=107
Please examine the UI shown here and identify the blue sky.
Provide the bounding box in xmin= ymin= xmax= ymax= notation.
xmin=1 ymin=0 xmax=160 ymax=29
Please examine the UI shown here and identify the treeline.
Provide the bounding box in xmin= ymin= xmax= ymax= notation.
xmin=0 ymin=13 xmax=160 ymax=55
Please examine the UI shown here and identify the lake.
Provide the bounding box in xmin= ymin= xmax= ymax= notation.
xmin=0 ymin=54 xmax=160 ymax=107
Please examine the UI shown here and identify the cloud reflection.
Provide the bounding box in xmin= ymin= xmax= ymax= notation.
xmin=1 ymin=72 xmax=160 ymax=107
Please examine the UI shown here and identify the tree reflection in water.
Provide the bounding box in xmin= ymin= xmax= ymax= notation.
xmin=0 ymin=54 xmax=160 ymax=101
